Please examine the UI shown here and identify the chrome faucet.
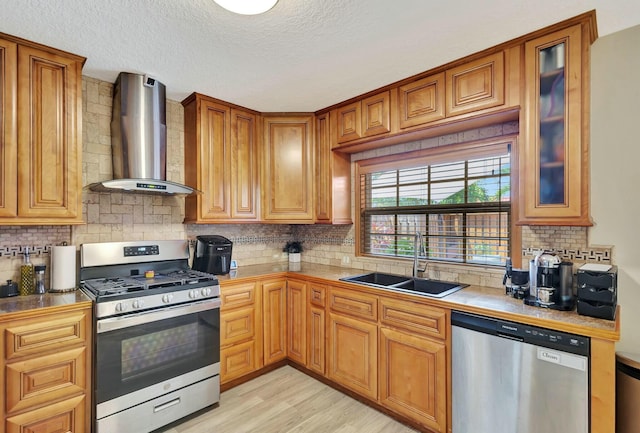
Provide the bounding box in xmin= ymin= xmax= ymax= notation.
xmin=413 ymin=231 xmax=427 ymax=278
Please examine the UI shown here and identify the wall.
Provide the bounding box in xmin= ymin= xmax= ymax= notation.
xmin=590 ymin=24 xmax=640 ymax=352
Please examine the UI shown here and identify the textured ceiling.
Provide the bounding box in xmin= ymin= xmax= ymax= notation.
xmin=1 ymin=0 xmax=639 ymax=112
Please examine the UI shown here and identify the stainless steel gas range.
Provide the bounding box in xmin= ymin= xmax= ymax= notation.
xmin=80 ymin=240 xmax=221 ymax=433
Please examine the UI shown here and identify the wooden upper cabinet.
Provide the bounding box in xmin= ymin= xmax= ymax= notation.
xmin=446 ymin=51 xmax=505 ymax=117
xmin=518 ymin=23 xmax=592 ymax=225
xmin=398 ymin=72 xmax=445 ymax=129
xmin=337 ymin=90 xmax=390 ymax=144
xmin=262 ymin=115 xmax=314 ymax=222
xmin=0 ymin=35 xmax=84 ymax=225
xmin=183 ymin=94 xmax=259 ymax=223
xmin=231 ymin=109 xmax=259 ymax=219
xmin=0 ymin=38 xmax=17 ymax=218
xmin=315 ymin=112 xmax=352 ymax=224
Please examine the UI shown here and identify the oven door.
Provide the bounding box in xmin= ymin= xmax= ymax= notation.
xmin=95 ymin=298 xmax=220 ymax=417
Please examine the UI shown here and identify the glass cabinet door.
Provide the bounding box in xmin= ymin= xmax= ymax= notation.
xmin=519 ymin=23 xmax=592 ymax=226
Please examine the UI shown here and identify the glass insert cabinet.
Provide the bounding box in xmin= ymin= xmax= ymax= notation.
xmin=519 ymin=22 xmax=594 ymax=226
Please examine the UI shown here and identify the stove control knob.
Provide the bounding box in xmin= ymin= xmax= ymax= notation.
xmin=189 ymin=290 xmax=199 ymax=299
xmin=115 ymin=303 xmax=127 ymax=312
xmin=201 ymin=288 xmax=211 ymax=297
xmin=132 ymin=300 xmax=144 ymax=309
xmin=162 ymin=294 xmax=174 ymax=303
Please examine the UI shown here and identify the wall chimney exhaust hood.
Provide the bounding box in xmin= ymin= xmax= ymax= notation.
xmin=87 ymin=72 xmax=198 ymax=196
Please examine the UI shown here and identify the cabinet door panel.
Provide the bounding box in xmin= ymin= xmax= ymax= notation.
xmin=263 ymin=279 xmax=287 ymax=364
xmin=398 ymin=73 xmax=445 ymax=129
xmin=287 ymin=280 xmax=307 ymax=365
xmin=262 ymin=116 xmax=314 ymax=221
xmin=231 ymin=109 xmax=258 ymax=219
xmin=6 ymin=347 xmax=86 ymax=414
xmin=328 ymin=312 xmax=377 ymax=399
xmin=200 ymin=100 xmax=231 ymax=219
xmin=17 ymin=45 xmax=81 ymax=219
xmin=220 ymin=307 xmax=256 ymax=347
xmin=6 ymin=395 xmax=85 ymax=433
xmin=337 ymin=101 xmax=361 ymax=143
xmin=307 ymin=305 xmax=325 ymax=375
xmin=5 ymin=312 xmax=87 ymax=360
xmin=0 ymin=38 xmax=17 ymax=217
xmin=361 ymin=91 xmax=390 ymax=137
xmin=519 ymin=24 xmax=590 ymax=225
xmin=220 ymin=339 xmax=259 ymax=384
xmin=446 ymin=51 xmax=505 ymax=117
xmin=380 ymin=327 xmax=446 ymax=432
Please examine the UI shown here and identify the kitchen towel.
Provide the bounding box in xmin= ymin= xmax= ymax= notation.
xmin=50 ymin=245 xmax=77 ymax=292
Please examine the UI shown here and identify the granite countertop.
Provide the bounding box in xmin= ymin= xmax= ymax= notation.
xmin=0 ymin=290 xmax=92 ymax=319
xmin=220 ymin=262 xmax=620 ymax=341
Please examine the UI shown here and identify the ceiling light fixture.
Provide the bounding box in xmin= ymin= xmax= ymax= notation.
xmin=213 ymin=0 xmax=278 ymax=15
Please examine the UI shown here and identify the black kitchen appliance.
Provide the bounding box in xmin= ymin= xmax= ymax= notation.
xmin=577 ymin=265 xmax=617 ymax=320
xmin=503 ymin=258 xmax=530 ymax=299
xmin=0 ymin=279 xmax=19 ymax=297
xmin=193 ymin=235 xmax=233 ymax=275
xmin=79 ymin=240 xmax=221 ymax=433
xmin=522 ymin=252 xmax=575 ymax=310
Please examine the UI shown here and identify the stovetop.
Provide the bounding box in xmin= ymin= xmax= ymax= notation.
xmin=79 ymin=240 xmax=221 ymax=318
xmin=83 ymin=269 xmax=217 ymax=297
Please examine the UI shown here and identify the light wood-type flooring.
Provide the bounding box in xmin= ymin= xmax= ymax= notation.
xmin=159 ymin=365 xmax=419 ymax=433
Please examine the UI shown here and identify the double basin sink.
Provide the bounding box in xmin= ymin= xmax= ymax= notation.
xmin=339 ymin=272 xmax=468 ymax=298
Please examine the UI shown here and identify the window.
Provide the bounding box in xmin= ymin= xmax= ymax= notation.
xmin=357 ymin=140 xmax=512 ymax=266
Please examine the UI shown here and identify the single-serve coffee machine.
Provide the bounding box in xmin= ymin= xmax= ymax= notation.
xmin=524 ymin=252 xmax=575 ymax=310
xmin=192 ymin=235 xmax=233 ymax=275
xmin=504 ymin=258 xmax=530 ymax=299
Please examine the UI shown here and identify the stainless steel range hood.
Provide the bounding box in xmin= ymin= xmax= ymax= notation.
xmin=87 ymin=72 xmax=197 ymax=195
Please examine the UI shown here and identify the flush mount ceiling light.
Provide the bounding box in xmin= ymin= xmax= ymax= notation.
xmin=213 ymin=0 xmax=278 ymax=15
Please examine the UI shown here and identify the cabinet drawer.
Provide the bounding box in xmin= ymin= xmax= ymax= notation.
xmin=5 ymin=395 xmax=85 ymax=433
xmin=6 ymin=347 xmax=86 ymax=414
xmin=329 ymin=287 xmax=377 ymax=321
xmin=309 ymin=284 xmax=326 ymax=308
xmin=221 ymin=339 xmax=259 ymax=384
xmin=220 ymin=281 xmax=257 ymax=311
xmin=5 ymin=312 xmax=87 ymax=360
xmin=380 ymin=297 xmax=447 ymax=340
xmin=221 ymin=306 xmax=256 ymax=347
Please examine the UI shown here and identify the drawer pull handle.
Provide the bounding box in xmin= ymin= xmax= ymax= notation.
xmin=154 ymin=397 xmax=181 ymax=413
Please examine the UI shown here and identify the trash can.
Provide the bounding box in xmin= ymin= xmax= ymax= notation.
xmin=616 ymin=352 xmax=640 ymax=432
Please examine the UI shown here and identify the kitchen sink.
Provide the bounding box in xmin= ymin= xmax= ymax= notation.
xmin=340 ymin=272 xmax=467 ymax=298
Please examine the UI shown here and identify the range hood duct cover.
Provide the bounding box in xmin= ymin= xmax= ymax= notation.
xmin=87 ymin=72 xmax=197 ymax=195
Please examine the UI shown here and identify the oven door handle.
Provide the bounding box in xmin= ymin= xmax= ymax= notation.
xmin=97 ymin=298 xmax=220 ymax=333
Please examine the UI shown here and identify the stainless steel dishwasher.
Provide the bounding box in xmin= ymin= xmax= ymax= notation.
xmin=451 ymin=311 xmax=590 ymax=433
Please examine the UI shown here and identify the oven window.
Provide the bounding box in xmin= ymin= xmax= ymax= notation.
xmin=121 ymin=322 xmax=199 ymax=379
xmin=96 ymin=305 xmax=220 ymax=405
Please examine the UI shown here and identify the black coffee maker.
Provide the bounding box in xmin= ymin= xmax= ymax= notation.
xmin=192 ymin=235 xmax=233 ymax=275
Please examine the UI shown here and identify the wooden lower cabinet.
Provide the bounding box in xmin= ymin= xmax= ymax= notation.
xmin=262 ymin=279 xmax=287 ymax=365
xmin=220 ymin=280 xmax=262 ymax=384
xmin=379 ymin=327 xmax=447 ymax=433
xmin=307 ymin=283 xmax=327 ymax=375
xmin=287 ymin=279 xmax=307 ymax=365
xmin=5 ymin=395 xmax=86 ymax=433
xmin=328 ymin=312 xmax=378 ymax=400
xmin=1 ymin=305 xmax=91 ymax=433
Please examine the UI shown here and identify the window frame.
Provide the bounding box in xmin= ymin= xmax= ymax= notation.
xmin=355 ymin=136 xmax=521 ymax=268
